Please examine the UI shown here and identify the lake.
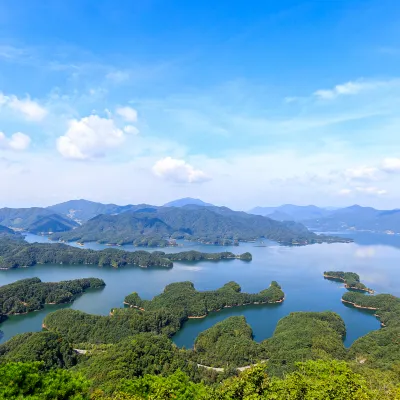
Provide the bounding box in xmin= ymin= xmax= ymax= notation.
xmin=1 ymin=231 xmax=400 ymax=347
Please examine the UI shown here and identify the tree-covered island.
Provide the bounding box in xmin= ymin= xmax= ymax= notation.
xmin=123 ymin=281 xmax=284 ymax=318
xmin=0 ymin=236 xmax=252 ymax=270
xmin=0 ymin=277 xmax=105 ymax=317
xmin=324 ymin=271 xmax=374 ymax=293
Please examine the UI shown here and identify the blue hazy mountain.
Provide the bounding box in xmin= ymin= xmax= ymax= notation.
xmin=163 ymin=198 xmax=214 ymax=207
xmin=249 ymin=204 xmax=332 ymax=221
xmin=48 ymin=199 xmax=154 ymax=223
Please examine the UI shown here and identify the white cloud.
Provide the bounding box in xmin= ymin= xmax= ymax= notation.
xmin=338 ymin=189 xmax=352 ymax=196
xmin=344 ymin=166 xmax=379 ymax=181
xmin=116 ymin=106 xmax=138 ymax=122
xmin=57 ymin=115 xmax=125 ymax=160
xmin=355 ymin=186 xmax=387 ymax=195
xmin=313 ymin=80 xmax=394 ymax=100
xmin=123 ymin=125 xmax=139 ymax=135
xmin=0 ymin=132 xmax=31 ymax=151
xmin=381 ymin=158 xmax=400 ymax=172
xmin=0 ymin=92 xmax=47 ymax=121
xmin=106 ymin=71 xmax=130 ymax=83
xmin=152 ymin=157 xmax=210 ymax=183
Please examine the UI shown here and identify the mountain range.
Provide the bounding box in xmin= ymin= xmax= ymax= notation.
xmin=249 ymin=204 xmax=400 ymax=233
xmin=1 ymin=198 xmax=399 ymax=246
xmin=50 ymin=204 xmax=344 ymax=246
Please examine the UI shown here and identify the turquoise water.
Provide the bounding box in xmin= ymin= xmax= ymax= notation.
xmin=1 ymin=232 xmax=399 ymax=347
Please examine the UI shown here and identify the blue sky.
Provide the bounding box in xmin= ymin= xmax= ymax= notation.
xmin=1 ymin=0 xmax=400 ymax=209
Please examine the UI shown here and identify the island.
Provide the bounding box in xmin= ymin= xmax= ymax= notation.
xmin=323 ymin=271 xmax=373 ymax=293
xmin=341 ymin=291 xmax=400 ymax=328
xmin=124 ymin=280 xmax=284 ymax=318
xmin=0 ymin=236 xmax=252 ymax=270
xmin=49 ymin=205 xmax=352 ymax=247
xmin=0 ymin=277 xmax=105 ymax=317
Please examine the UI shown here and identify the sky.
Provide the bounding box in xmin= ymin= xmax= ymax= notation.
xmin=1 ymin=0 xmax=400 ymax=210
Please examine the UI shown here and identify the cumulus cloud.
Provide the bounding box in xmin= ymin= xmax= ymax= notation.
xmin=0 ymin=92 xmax=47 ymax=121
xmin=344 ymin=166 xmax=379 ymax=181
xmin=123 ymin=125 xmax=139 ymax=135
xmin=0 ymin=132 xmax=31 ymax=151
xmin=355 ymin=186 xmax=387 ymax=195
xmin=152 ymin=157 xmax=210 ymax=183
xmin=381 ymin=158 xmax=400 ymax=173
xmin=57 ymin=115 xmax=125 ymax=160
xmin=116 ymin=106 xmax=138 ymax=122
xmin=313 ymin=80 xmax=393 ymax=100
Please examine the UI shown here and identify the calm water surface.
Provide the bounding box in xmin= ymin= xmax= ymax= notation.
xmin=1 ymin=232 xmax=399 ymax=347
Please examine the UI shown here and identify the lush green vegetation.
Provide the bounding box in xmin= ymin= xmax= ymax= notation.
xmin=0 ymin=359 xmax=398 ymax=399
xmin=0 ymin=331 xmax=78 ymax=369
xmin=324 ymin=271 xmax=373 ymax=292
xmin=261 ymin=312 xmax=347 ymax=376
xmin=43 ymin=308 xmax=185 ymax=344
xmin=124 ymin=281 xmax=284 ymax=318
xmin=191 ymin=316 xmax=264 ymax=368
xmin=341 ymin=291 xmax=400 ymax=373
xmin=342 ymin=292 xmax=400 ymax=328
xmin=51 ymin=206 xmax=349 ymax=246
xmin=0 ymin=237 xmax=248 ymax=269
xmin=0 ymin=277 xmax=105 ymax=315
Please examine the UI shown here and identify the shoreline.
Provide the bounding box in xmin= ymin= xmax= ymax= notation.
xmin=123 ymin=297 xmax=285 ymax=319
xmin=341 ymin=299 xmax=379 ymax=310
xmin=324 ymin=274 xmax=374 ymax=294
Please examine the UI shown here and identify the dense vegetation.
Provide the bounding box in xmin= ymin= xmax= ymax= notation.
xmin=341 ymin=291 xmax=400 ymax=373
xmin=342 ymin=292 xmax=400 ymax=328
xmin=261 ymin=311 xmax=347 ymax=376
xmin=0 ymin=277 xmax=105 ymax=315
xmin=0 ymin=237 xmax=249 ymax=269
xmin=0 ymin=331 xmax=78 ymax=369
xmin=51 ymin=205 xmax=349 ymax=246
xmin=324 ymin=271 xmax=373 ymax=292
xmin=124 ymin=281 xmax=284 ymax=318
xmin=191 ymin=316 xmax=264 ymax=368
xmin=0 ymin=359 xmax=398 ymax=399
xmin=43 ymin=308 xmax=185 ymax=344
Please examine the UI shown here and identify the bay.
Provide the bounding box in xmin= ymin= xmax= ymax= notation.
xmin=1 ymin=232 xmax=399 ymax=348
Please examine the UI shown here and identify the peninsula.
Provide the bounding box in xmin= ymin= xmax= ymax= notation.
xmin=324 ymin=271 xmax=373 ymax=293
xmin=0 ymin=277 xmax=105 ymax=317
xmin=0 ymin=236 xmax=252 ymax=270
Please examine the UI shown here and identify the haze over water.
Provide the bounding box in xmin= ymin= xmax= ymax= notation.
xmin=1 ymin=231 xmax=399 ymax=347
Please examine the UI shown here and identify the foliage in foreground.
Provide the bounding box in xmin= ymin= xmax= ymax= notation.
xmin=1 ymin=360 xmax=399 ymax=400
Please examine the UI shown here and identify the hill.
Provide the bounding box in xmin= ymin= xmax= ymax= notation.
xmin=249 ymin=204 xmax=332 ymax=221
xmin=0 ymin=224 xmax=14 ymax=235
xmin=51 ymin=205 xmax=350 ymax=246
xmin=47 ymin=199 xmax=154 ymax=223
xmin=0 ymin=207 xmax=77 ymax=233
xmin=163 ymin=197 xmax=214 ymax=207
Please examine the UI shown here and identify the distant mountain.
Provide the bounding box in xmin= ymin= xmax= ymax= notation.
xmin=0 ymin=207 xmax=77 ymax=234
xmin=48 ymin=199 xmax=154 ymax=222
xmin=27 ymin=214 xmax=78 ymax=234
xmin=304 ymin=205 xmax=400 ymax=233
xmin=249 ymin=204 xmax=332 ymax=221
xmin=0 ymin=207 xmax=55 ymax=229
xmin=52 ymin=205 xmax=349 ymax=246
xmin=163 ymin=198 xmax=214 ymax=207
xmin=0 ymin=224 xmax=14 ymax=235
